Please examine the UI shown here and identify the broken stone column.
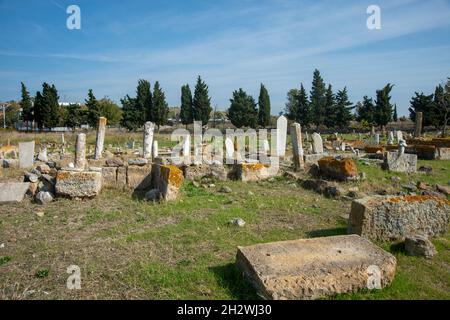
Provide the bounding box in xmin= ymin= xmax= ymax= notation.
xmin=143 ymin=121 xmax=155 ymax=159
xmin=75 ymin=133 xmax=87 ymax=169
xmin=290 ymin=123 xmax=304 ymax=170
xmin=414 ymin=112 xmax=423 ymax=137
xmin=94 ymin=117 xmax=107 ymax=160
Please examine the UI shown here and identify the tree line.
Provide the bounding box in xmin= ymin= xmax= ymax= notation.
xmin=19 ymin=82 xmax=122 ymax=131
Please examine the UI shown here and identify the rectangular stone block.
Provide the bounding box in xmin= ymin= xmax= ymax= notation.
xmin=116 ymin=166 xmax=127 ymax=188
xmin=184 ymin=164 xmax=228 ymax=181
xmin=0 ymin=182 xmax=30 ymax=203
xmin=348 ymin=195 xmax=450 ymax=242
xmin=437 ymin=147 xmax=450 ymax=160
xmin=233 ymin=163 xmax=278 ymax=182
xmin=318 ymin=157 xmax=358 ymax=181
xmin=101 ymin=167 xmax=117 ymax=188
xmin=384 ymin=152 xmax=417 ymax=173
xmin=127 ymin=164 xmax=152 ymax=190
xmin=19 ymin=141 xmax=35 ymax=168
xmin=55 ymin=171 xmax=102 ymax=198
xmin=236 ymin=235 xmax=396 ymax=300
xmin=153 ymin=164 xmax=184 ymax=201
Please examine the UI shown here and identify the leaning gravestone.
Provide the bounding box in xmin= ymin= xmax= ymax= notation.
xmin=236 ymin=235 xmax=396 ymax=300
xmin=276 ymin=116 xmax=287 ymax=157
xmin=312 ymin=133 xmax=323 ymax=154
xmin=19 ymin=141 xmax=35 ymax=168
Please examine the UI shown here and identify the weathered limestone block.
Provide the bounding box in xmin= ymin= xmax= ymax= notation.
xmin=405 ymin=234 xmax=437 ymax=259
xmin=0 ymin=182 xmax=30 ymax=203
xmin=437 ymin=147 xmax=450 ymax=160
xmin=152 ymin=164 xmax=184 ymax=201
xmin=348 ymin=195 xmax=450 ymax=242
xmin=384 ymin=152 xmax=417 ymax=173
xmin=318 ymin=157 xmax=358 ymax=181
xmin=184 ymin=164 xmax=228 ymax=181
xmin=127 ymin=164 xmax=152 ymax=190
xmin=233 ymin=163 xmax=278 ymax=182
xmin=101 ymin=167 xmax=117 ymax=188
xmin=236 ymin=235 xmax=396 ymax=300
xmin=55 ymin=170 xmax=102 ymax=198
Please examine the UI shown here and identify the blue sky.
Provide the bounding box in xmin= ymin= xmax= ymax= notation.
xmin=1 ymin=0 xmax=450 ymax=116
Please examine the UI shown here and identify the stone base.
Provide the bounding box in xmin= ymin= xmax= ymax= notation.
xmin=236 ymin=235 xmax=396 ymax=300
xmin=184 ymin=164 xmax=228 ymax=181
xmin=348 ymin=195 xmax=450 ymax=242
xmin=233 ymin=163 xmax=278 ymax=182
xmin=384 ymin=152 xmax=417 ymax=173
xmin=55 ymin=171 xmax=102 ymax=198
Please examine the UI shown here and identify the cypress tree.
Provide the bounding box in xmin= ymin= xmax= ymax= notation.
xmin=86 ymin=89 xmax=100 ymax=128
xmin=193 ymin=76 xmax=212 ymax=125
xmin=136 ymin=79 xmax=152 ymax=123
xmin=180 ymin=84 xmax=193 ymax=126
xmin=228 ymin=88 xmax=258 ymax=128
xmin=258 ymin=83 xmax=271 ymax=128
xmin=120 ymin=95 xmax=140 ymax=131
xmin=296 ymin=84 xmax=311 ymax=127
xmin=393 ymin=104 xmax=398 ymax=122
xmin=335 ymin=87 xmax=354 ymax=128
xmin=285 ymin=89 xmax=299 ymax=121
xmin=310 ymin=69 xmax=327 ymax=127
xmin=323 ymin=84 xmax=336 ymax=128
xmin=40 ymin=83 xmax=60 ymax=130
xmin=34 ymin=91 xmax=43 ymax=131
xmin=374 ymin=83 xmax=394 ymax=130
xmin=20 ymin=82 xmax=33 ymax=131
xmin=151 ymin=81 xmax=169 ymax=131
xmin=409 ymin=92 xmax=434 ymax=126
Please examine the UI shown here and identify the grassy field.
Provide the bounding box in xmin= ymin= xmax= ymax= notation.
xmin=0 ymin=153 xmax=449 ymax=299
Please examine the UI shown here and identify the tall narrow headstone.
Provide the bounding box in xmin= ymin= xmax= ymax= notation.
xmin=291 ymin=123 xmax=304 ymax=170
xmin=75 ymin=133 xmax=87 ymax=169
xmin=312 ymin=133 xmax=323 ymax=154
xmin=94 ymin=117 xmax=107 ymax=160
xmin=143 ymin=121 xmax=155 ymax=159
xmin=388 ymin=131 xmax=394 ymax=145
xmin=375 ymin=133 xmax=380 ymax=145
xmin=276 ymin=116 xmax=288 ymax=157
xmin=225 ymin=137 xmax=234 ymax=160
xmin=152 ymin=140 xmax=158 ymax=159
xmin=193 ymin=121 xmax=203 ymax=165
xmin=414 ymin=112 xmax=423 ymax=137
xmin=396 ymin=130 xmax=403 ymax=142
xmin=61 ymin=133 xmax=65 ymax=145
xmin=183 ymin=134 xmax=191 ymax=163
xmin=19 ymin=141 xmax=35 ymax=169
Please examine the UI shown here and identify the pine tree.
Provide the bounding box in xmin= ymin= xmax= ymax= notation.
xmin=228 ymin=88 xmax=258 ymax=128
xmin=323 ymin=84 xmax=336 ymax=128
xmin=374 ymin=83 xmax=394 ymax=130
xmin=136 ymin=79 xmax=152 ymax=123
xmin=335 ymin=87 xmax=354 ymax=128
xmin=120 ymin=95 xmax=140 ymax=131
xmin=393 ymin=104 xmax=398 ymax=122
xmin=19 ymin=82 xmax=33 ymax=131
xmin=151 ymin=81 xmax=169 ymax=131
xmin=409 ymin=92 xmax=434 ymax=126
xmin=310 ymin=69 xmax=326 ymax=127
xmin=296 ymin=84 xmax=311 ymax=128
xmin=86 ymin=89 xmax=100 ymax=128
xmin=180 ymin=84 xmax=193 ymax=126
xmin=64 ymin=104 xmax=82 ymax=130
xmin=258 ymin=83 xmax=271 ymax=128
xmin=193 ymin=76 xmax=212 ymax=125
xmin=356 ymin=96 xmax=376 ymax=125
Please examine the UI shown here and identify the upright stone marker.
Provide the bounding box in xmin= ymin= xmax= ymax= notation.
xmin=290 ymin=123 xmax=304 ymax=170
xmin=312 ymin=133 xmax=323 ymax=154
xmin=225 ymin=137 xmax=234 ymax=160
xmin=94 ymin=117 xmax=107 ymax=160
xmin=414 ymin=112 xmax=423 ymax=137
xmin=19 ymin=141 xmax=35 ymax=168
xmin=396 ymin=130 xmax=403 ymax=142
xmin=276 ymin=116 xmax=287 ymax=157
xmin=183 ymin=134 xmax=191 ymax=163
xmin=375 ymin=133 xmax=380 ymax=145
xmin=152 ymin=140 xmax=158 ymax=159
xmin=143 ymin=121 xmax=155 ymax=159
xmin=75 ymin=133 xmax=87 ymax=169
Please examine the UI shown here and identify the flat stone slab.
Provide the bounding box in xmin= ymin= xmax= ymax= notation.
xmin=0 ymin=182 xmax=30 ymax=203
xmin=384 ymin=152 xmax=417 ymax=173
xmin=55 ymin=170 xmax=102 ymax=198
xmin=348 ymin=195 xmax=449 ymax=242
xmin=236 ymin=235 xmax=396 ymax=300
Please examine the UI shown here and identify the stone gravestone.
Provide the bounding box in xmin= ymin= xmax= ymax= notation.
xmin=290 ymin=123 xmax=304 ymax=170
xmin=0 ymin=182 xmax=30 ymax=203
xmin=387 ymin=132 xmax=394 ymax=145
xmin=384 ymin=151 xmax=417 ymax=173
xmin=94 ymin=117 xmax=107 ymax=160
xmin=414 ymin=112 xmax=423 ymax=137
xmin=276 ymin=116 xmax=287 ymax=157
xmin=75 ymin=133 xmax=87 ymax=169
xmin=225 ymin=137 xmax=234 ymax=161
xmin=152 ymin=140 xmax=158 ymax=159
xmin=37 ymin=146 xmax=48 ymax=162
xmin=182 ymin=134 xmax=191 ymax=163
xmin=19 ymin=141 xmax=35 ymax=168
xmin=312 ymin=133 xmax=323 ymax=154
xmin=374 ymin=133 xmax=380 ymax=145
xmin=143 ymin=121 xmax=155 ymax=159
xmin=396 ymin=130 xmax=403 ymax=142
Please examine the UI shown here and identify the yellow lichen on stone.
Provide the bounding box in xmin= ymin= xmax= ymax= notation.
xmin=161 ymin=165 xmax=184 ymax=188
xmin=242 ymin=163 xmax=269 ymax=171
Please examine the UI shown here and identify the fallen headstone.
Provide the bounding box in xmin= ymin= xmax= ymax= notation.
xmin=348 ymin=195 xmax=449 ymax=242
xmin=0 ymin=182 xmax=30 ymax=203
xmin=236 ymin=235 xmax=396 ymax=300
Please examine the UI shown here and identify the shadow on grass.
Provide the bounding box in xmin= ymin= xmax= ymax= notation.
xmin=306 ymin=227 xmax=347 ymax=238
xmin=209 ymin=263 xmax=260 ymax=300
xmin=389 ymin=241 xmax=405 ymax=254
xmin=131 ymin=189 xmax=147 ymax=201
